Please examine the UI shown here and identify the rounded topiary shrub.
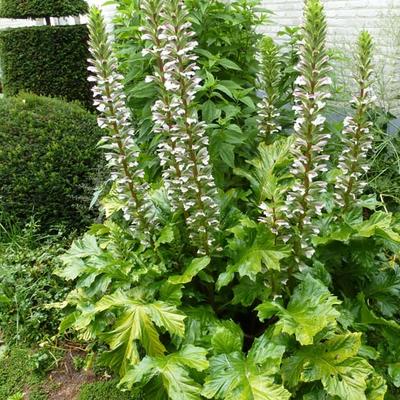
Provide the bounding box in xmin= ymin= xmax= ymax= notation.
xmin=0 ymin=94 xmax=102 ymax=230
xmin=0 ymin=0 xmax=88 ymax=19
xmin=0 ymin=25 xmax=92 ymax=108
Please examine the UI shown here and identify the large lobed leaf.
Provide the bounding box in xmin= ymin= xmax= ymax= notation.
xmin=120 ymin=345 xmax=208 ymax=400
xmin=219 ymin=220 xmax=290 ymax=287
xmin=282 ymin=333 xmax=377 ymax=400
xmin=202 ymin=352 xmax=290 ymax=400
xmin=257 ymin=275 xmax=341 ymax=345
xmin=95 ymin=290 xmax=186 ymax=375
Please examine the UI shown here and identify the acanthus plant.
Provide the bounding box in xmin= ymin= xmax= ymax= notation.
xmin=56 ymin=0 xmax=400 ymax=399
xmin=112 ymin=0 xmax=268 ymax=188
xmin=257 ymin=36 xmax=283 ymax=144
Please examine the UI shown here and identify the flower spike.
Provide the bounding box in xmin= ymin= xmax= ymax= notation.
xmin=285 ymin=0 xmax=332 ymax=261
xmin=257 ymin=36 xmax=282 ymax=143
xmin=335 ymin=31 xmax=375 ymax=210
xmin=159 ymin=0 xmax=220 ymax=254
xmin=139 ymin=0 xmax=186 ymax=213
xmin=87 ymin=7 xmax=152 ymax=238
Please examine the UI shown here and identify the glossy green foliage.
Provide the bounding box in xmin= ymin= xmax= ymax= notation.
xmin=58 ymin=1 xmax=400 ymax=399
xmin=0 ymin=25 xmax=92 ymax=107
xmin=0 ymin=94 xmax=103 ymax=230
xmin=0 ymin=0 xmax=88 ymax=18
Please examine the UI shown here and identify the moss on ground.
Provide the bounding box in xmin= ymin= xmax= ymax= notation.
xmin=0 ymin=347 xmax=136 ymax=400
xmin=77 ymin=380 xmax=133 ymax=400
xmin=0 ymin=347 xmax=45 ymax=400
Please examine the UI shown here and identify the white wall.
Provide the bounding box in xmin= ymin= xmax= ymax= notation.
xmin=86 ymin=0 xmax=117 ymax=27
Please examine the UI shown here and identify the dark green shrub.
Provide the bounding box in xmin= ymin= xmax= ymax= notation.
xmin=0 ymin=0 xmax=87 ymax=19
xmin=0 ymin=94 xmax=103 ymax=230
xmin=0 ymin=25 xmax=92 ymax=107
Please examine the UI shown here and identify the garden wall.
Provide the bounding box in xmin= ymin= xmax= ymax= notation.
xmin=262 ymin=0 xmax=400 ymax=115
xmin=0 ymin=0 xmax=399 ymax=113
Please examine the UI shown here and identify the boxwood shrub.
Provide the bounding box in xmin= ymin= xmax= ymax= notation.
xmin=0 ymin=94 xmax=103 ymax=230
xmin=0 ymin=0 xmax=88 ymax=19
xmin=0 ymin=25 xmax=92 ymax=107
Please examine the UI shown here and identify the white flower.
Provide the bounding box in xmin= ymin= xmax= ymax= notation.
xmin=294 ymin=75 xmax=307 ymax=86
xmin=312 ymin=115 xmax=326 ymax=126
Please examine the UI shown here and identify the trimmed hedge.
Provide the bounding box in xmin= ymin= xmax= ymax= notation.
xmin=0 ymin=24 xmax=92 ymax=108
xmin=0 ymin=94 xmax=103 ymax=230
xmin=0 ymin=0 xmax=88 ymax=19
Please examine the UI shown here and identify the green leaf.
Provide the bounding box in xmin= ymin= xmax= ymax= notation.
xmin=248 ymin=330 xmax=286 ymax=375
xmin=302 ymin=388 xmax=334 ymax=399
xmin=59 ymin=311 xmax=80 ymax=334
xmin=0 ymin=294 xmax=10 ymax=304
xmin=238 ymin=96 xmax=255 ymax=110
xmin=95 ymin=291 xmax=185 ymax=375
xmin=202 ymin=352 xmax=291 ymax=400
xmin=257 ymin=275 xmax=341 ymax=345
xmin=235 ymin=139 xmax=293 ymax=203
xmin=232 ymin=276 xmax=270 ymax=306
xmin=364 ymin=268 xmax=400 ymax=317
xmin=357 ymin=293 xmax=400 ymax=330
xmin=168 ymin=256 xmax=211 ymax=285
xmin=58 ymin=234 xmax=101 ymax=280
xmin=167 ymin=344 xmax=209 ymax=372
xmin=354 ymin=212 xmax=400 ymax=242
xmin=218 ymin=58 xmax=242 ymax=71
xmin=216 ymin=265 xmax=235 ymax=290
xmin=219 ymin=143 xmax=235 ymax=168
xmin=228 ymin=223 xmax=290 ymax=281
xmin=312 ymin=222 xmax=354 ymax=245
xmin=282 ymin=333 xmax=373 ymax=400
xmin=131 ymin=80 xmax=157 ymax=98
xmin=146 ymin=302 xmax=186 ymax=336
xmin=155 ymin=225 xmax=174 ymax=247
xmin=366 ymin=373 xmax=387 ymax=399
xmin=314 ymin=212 xmax=400 ymax=246
xmin=121 ymin=346 xmax=208 ymax=399
xmin=202 ymin=100 xmax=219 ymax=123
xmin=215 ymin=83 xmax=234 ymax=99
xmin=211 ymin=321 xmax=243 ymax=354
xmin=388 ymin=363 xmax=400 ymax=387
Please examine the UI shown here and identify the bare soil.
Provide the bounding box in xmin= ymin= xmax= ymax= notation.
xmin=35 ymin=350 xmax=96 ymax=400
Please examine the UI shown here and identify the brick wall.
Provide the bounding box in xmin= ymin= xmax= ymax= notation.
xmin=262 ymin=0 xmax=400 ymax=114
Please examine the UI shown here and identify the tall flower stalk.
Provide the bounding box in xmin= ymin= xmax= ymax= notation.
xmin=139 ymin=0 xmax=185 ymax=213
xmin=141 ymin=0 xmax=220 ymax=254
xmin=335 ymin=31 xmax=375 ymax=210
xmin=257 ymin=36 xmax=282 ymax=143
xmin=285 ymin=0 xmax=332 ymax=261
xmin=87 ymin=7 xmax=151 ymax=238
